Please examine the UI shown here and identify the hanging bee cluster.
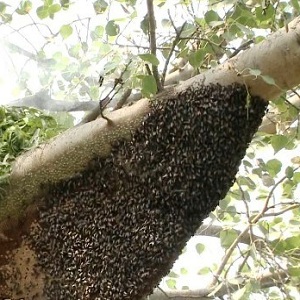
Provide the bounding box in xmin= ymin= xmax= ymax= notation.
xmin=26 ymin=83 xmax=267 ymax=299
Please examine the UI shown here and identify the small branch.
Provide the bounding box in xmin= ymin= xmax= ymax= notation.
xmin=161 ymin=13 xmax=186 ymax=87
xmin=228 ymin=40 xmax=254 ymax=59
xmin=211 ymin=171 xmax=294 ymax=288
xmin=146 ymin=0 xmax=162 ymax=92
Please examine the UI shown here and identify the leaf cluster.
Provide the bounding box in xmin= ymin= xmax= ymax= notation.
xmin=0 ymin=106 xmax=60 ymax=188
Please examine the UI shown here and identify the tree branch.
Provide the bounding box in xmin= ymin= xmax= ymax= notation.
xmin=146 ymin=0 xmax=162 ymax=92
xmin=146 ymin=268 xmax=289 ymax=299
xmin=160 ymin=11 xmax=186 ymax=87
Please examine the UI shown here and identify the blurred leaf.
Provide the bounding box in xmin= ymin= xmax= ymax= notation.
xmin=60 ymin=24 xmax=73 ymax=39
xmin=238 ymin=176 xmax=256 ymax=189
xmin=140 ymin=14 xmax=149 ymax=34
xmin=291 ymin=156 xmax=300 ymax=164
xmin=262 ymin=173 xmax=275 ymax=187
xmin=93 ymin=0 xmax=108 ymax=13
xmin=197 ymin=266 xmax=210 ymax=275
xmin=180 ymin=267 xmax=188 ymax=275
xmin=0 ymin=2 xmax=6 ymax=13
xmin=282 ymin=179 xmax=295 ymax=198
xmin=189 ymin=49 xmax=206 ymax=68
xmin=105 ymin=20 xmax=120 ymax=36
xmin=195 ymin=243 xmax=205 ymax=255
xmin=204 ymin=10 xmax=220 ymax=26
xmin=291 ymin=0 xmax=300 ymax=12
xmin=293 ymin=172 xmax=300 ymax=183
xmin=141 ymin=75 xmax=157 ymax=96
xmin=139 ymin=53 xmax=159 ymax=66
xmin=168 ymin=271 xmax=179 ymax=278
xmin=273 ymin=235 xmax=300 ymax=254
xmin=49 ymin=3 xmax=61 ymax=15
xmin=270 ymin=135 xmax=289 ymax=153
xmin=265 ymin=159 xmax=282 ymax=177
xmin=91 ymin=25 xmax=104 ymax=40
xmin=89 ymin=86 xmax=100 ymax=100
xmin=16 ymin=0 xmax=32 ymax=15
xmin=166 ymin=278 xmax=176 ymax=289
xmin=60 ymin=0 xmax=70 ymax=9
xmin=36 ymin=5 xmax=49 ymax=19
xmin=220 ymin=229 xmax=238 ymax=249
xmin=285 ymin=166 xmax=294 ymax=179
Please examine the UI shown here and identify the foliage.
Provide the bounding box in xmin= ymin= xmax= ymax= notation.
xmin=0 ymin=0 xmax=300 ymax=299
xmin=0 ymin=106 xmax=64 ymax=188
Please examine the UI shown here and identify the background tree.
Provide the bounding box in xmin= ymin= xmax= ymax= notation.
xmin=0 ymin=1 xmax=300 ymax=299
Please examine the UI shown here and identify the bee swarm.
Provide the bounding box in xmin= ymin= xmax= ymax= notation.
xmin=24 ymin=83 xmax=267 ymax=299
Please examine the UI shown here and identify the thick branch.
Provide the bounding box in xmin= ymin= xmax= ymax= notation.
xmin=178 ymin=17 xmax=300 ymax=101
xmin=6 ymin=90 xmax=98 ymax=112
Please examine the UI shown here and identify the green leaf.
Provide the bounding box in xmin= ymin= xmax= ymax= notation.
xmin=180 ymin=267 xmax=188 ymax=275
xmin=91 ymin=25 xmax=104 ymax=40
xmin=139 ymin=53 xmax=159 ymax=66
xmin=270 ymin=135 xmax=289 ymax=153
xmin=220 ymin=229 xmax=238 ymax=249
xmin=197 ymin=266 xmax=210 ymax=275
xmin=49 ymin=3 xmax=61 ymax=14
xmin=0 ymin=2 xmax=6 ymax=13
xmin=44 ymin=0 xmax=53 ymax=5
xmin=282 ymin=179 xmax=295 ymax=199
xmin=36 ymin=5 xmax=49 ymax=19
xmin=140 ymin=14 xmax=149 ymax=35
xmin=16 ymin=1 xmax=32 ymax=15
xmin=204 ymin=10 xmax=220 ymax=26
xmin=273 ymin=235 xmax=300 ymax=254
xmin=195 ymin=243 xmax=205 ymax=255
xmin=293 ymin=172 xmax=300 ymax=183
xmin=168 ymin=271 xmax=179 ymax=278
xmin=60 ymin=24 xmax=73 ymax=39
xmin=166 ymin=278 xmax=176 ymax=289
xmin=89 ymin=86 xmax=100 ymax=100
xmin=265 ymin=159 xmax=282 ymax=177
xmin=189 ymin=49 xmax=205 ymax=68
xmin=238 ymin=176 xmax=256 ymax=189
xmin=141 ymin=75 xmax=157 ymax=96
xmin=105 ymin=20 xmax=120 ymax=36
xmin=93 ymin=0 xmax=108 ymax=13
xmin=60 ymin=0 xmax=70 ymax=9
xmin=285 ymin=166 xmax=294 ymax=179
xmin=1 ymin=13 xmax=11 ymax=23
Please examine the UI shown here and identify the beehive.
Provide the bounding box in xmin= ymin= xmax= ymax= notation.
xmin=23 ymin=83 xmax=267 ymax=299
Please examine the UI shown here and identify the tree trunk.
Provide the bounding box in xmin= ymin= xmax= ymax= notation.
xmin=0 ymin=17 xmax=300 ymax=300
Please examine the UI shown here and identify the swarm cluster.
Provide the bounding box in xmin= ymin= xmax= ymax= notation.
xmin=28 ymin=83 xmax=267 ymax=299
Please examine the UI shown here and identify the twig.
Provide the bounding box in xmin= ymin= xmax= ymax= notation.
xmin=211 ymin=171 xmax=294 ymax=288
xmin=161 ymin=12 xmax=186 ymax=87
xmin=146 ymin=0 xmax=162 ymax=92
xmin=228 ymin=40 xmax=254 ymax=59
